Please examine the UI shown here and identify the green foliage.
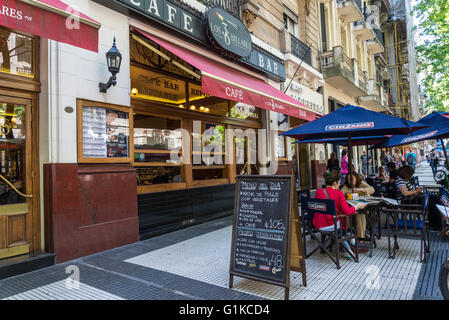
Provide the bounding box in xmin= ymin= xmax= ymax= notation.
xmin=413 ymin=0 xmax=449 ymax=112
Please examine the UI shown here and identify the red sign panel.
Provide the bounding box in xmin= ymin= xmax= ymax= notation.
xmin=0 ymin=0 xmax=99 ymax=52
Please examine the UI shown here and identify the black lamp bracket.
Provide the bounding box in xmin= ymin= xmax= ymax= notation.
xmin=99 ymin=75 xmax=117 ymax=93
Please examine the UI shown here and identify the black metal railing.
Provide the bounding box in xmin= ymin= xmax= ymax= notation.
xmin=199 ymin=0 xmax=243 ymax=20
xmin=291 ymin=34 xmax=312 ymax=66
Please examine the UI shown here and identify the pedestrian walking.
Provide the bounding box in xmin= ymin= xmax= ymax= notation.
xmin=327 ymin=152 xmax=339 ymax=173
xmin=430 ymin=149 xmax=437 ymax=176
xmin=405 ymin=149 xmax=417 ymax=170
xmin=393 ymin=148 xmax=403 ymax=169
xmin=341 ymin=149 xmax=349 ymax=186
xmin=360 ymin=150 xmax=370 ymax=177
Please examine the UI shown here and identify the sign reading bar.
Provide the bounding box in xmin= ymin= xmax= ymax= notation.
xmin=229 ymin=175 xmax=306 ymax=300
xmin=204 ymin=8 xmax=252 ymax=59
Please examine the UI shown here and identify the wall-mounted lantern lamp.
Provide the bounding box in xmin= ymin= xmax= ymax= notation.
xmin=99 ymin=37 xmax=122 ymax=93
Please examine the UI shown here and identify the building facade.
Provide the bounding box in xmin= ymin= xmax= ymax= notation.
xmin=0 ymin=0 xmax=327 ymax=265
xmin=0 ymin=0 xmax=404 ymax=266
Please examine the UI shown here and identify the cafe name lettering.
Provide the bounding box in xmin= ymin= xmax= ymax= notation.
xmin=116 ymin=0 xmax=286 ymax=80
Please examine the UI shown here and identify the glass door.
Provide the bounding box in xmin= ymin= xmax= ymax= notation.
xmin=0 ymin=95 xmax=33 ymax=260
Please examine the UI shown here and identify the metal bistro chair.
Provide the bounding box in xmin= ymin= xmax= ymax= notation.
xmin=382 ymin=190 xmax=431 ymax=262
xmin=297 ymin=189 xmax=311 ymax=255
xmin=300 ymin=196 xmax=359 ymax=269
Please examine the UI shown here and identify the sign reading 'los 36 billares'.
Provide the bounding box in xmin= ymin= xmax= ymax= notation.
xmin=204 ymin=8 xmax=252 ymax=59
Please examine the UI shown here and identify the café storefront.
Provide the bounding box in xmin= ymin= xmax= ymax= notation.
xmin=0 ymin=0 xmax=100 ymax=265
xmin=81 ymin=0 xmax=319 ymax=239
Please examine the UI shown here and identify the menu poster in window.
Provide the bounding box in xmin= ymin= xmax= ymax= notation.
xmin=82 ymin=107 xmax=130 ymax=159
xmin=82 ymin=107 xmax=107 ymax=158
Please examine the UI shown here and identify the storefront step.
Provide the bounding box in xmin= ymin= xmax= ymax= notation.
xmin=0 ymin=252 xmax=56 ymax=280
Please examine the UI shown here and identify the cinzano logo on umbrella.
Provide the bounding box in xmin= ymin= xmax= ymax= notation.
xmin=325 ymin=122 xmax=374 ymax=131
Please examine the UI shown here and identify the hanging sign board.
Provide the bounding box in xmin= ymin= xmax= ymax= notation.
xmin=229 ymin=175 xmax=306 ymax=300
xmin=204 ymin=8 xmax=252 ymax=59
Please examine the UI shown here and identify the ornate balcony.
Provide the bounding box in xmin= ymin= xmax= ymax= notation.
xmin=366 ymin=29 xmax=385 ymax=54
xmin=198 ymin=0 xmax=243 ymax=19
xmin=337 ymin=0 xmax=363 ymax=24
xmin=321 ymin=46 xmax=367 ymax=96
xmin=290 ymin=34 xmax=312 ymax=66
xmin=353 ymin=7 xmax=375 ymax=41
xmin=359 ymin=79 xmax=389 ymax=112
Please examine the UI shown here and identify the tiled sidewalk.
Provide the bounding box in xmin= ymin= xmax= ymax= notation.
xmin=0 ymin=161 xmax=446 ymax=300
xmin=0 ymin=213 xmax=441 ymax=300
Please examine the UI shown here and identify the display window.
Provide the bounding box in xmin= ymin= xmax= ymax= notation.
xmin=0 ymin=28 xmax=36 ymax=79
xmin=77 ymin=100 xmax=133 ymax=163
xmin=129 ymin=32 xmax=264 ymax=193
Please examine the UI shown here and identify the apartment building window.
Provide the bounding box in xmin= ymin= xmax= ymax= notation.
xmin=320 ymin=3 xmax=328 ymax=52
xmin=283 ymin=12 xmax=299 ymax=38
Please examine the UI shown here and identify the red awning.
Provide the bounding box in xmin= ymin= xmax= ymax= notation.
xmin=0 ymin=0 xmax=100 ymax=52
xmin=134 ymin=28 xmax=318 ymax=121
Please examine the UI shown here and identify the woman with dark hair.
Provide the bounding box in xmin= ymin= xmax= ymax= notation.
xmin=395 ymin=165 xmax=423 ymax=201
xmin=314 ymin=170 xmax=368 ymax=257
xmin=340 ymin=149 xmax=349 ymax=186
xmin=327 ymin=152 xmax=339 ymax=172
xmin=341 ymin=171 xmax=374 ymax=242
xmin=387 ymin=162 xmax=397 ymax=183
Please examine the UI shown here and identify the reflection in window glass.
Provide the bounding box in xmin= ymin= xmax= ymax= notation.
xmin=136 ymin=166 xmax=182 ymax=185
xmin=134 ymin=115 xmax=181 ymax=151
xmin=0 ymin=103 xmax=26 ymax=204
xmin=131 ymin=66 xmax=187 ymax=105
xmin=276 ymin=135 xmax=286 ymax=159
xmin=0 ymin=29 xmax=34 ymax=78
xmin=228 ymin=102 xmax=260 ymax=121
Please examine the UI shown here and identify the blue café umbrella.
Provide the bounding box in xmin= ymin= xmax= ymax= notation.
xmin=373 ymin=111 xmax=449 ymax=168
xmin=282 ymin=105 xmax=425 ymax=184
xmin=281 ymin=105 xmax=425 ymax=140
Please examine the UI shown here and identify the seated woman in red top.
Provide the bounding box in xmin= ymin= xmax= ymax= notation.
xmin=314 ymin=170 xmax=367 ymax=231
xmin=314 ymin=171 xmax=368 ymax=257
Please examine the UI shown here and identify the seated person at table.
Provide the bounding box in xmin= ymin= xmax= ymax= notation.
xmin=387 ymin=162 xmax=397 ymax=183
xmin=375 ymin=166 xmax=389 ymax=182
xmin=395 ymin=165 xmax=423 ymax=201
xmin=314 ymin=170 xmax=368 ymax=256
xmin=341 ymin=172 xmax=375 ymax=242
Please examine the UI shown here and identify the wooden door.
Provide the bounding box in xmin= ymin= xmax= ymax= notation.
xmin=0 ymin=95 xmax=33 ymax=259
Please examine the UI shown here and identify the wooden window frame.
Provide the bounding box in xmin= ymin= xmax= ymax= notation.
xmin=0 ymin=26 xmax=40 ymax=92
xmin=77 ymin=99 xmax=133 ymax=164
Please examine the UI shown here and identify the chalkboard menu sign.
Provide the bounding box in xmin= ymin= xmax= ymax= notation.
xmin=229 ymin=175 xmax=304 ymax=299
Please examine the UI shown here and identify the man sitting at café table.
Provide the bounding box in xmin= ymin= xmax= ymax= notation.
xmin=395 ymin=165 xmax=424 ymax=201
xmin=341 ymin=172 xmax=375 ymax=244
xmin=314 ymin=170 xmax=368 ymax=257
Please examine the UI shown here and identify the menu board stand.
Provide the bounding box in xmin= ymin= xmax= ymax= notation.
xmin=229 ymin=175 xmax=306 ymax=300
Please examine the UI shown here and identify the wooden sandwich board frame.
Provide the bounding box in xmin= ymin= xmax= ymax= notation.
xmin=229 ymin=175 xmax=306 ymax=300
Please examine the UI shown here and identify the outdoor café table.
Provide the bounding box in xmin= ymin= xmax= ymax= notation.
xmin=349 ymin=197 xmax=399 ymax=257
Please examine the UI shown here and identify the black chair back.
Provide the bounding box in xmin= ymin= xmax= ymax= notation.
xmin=297 ymin=189 xmax=311 ymax=204
xmin=366 ymin=177 xmax=374 ymax=187
xmin=300 ymin=197 xmax=337 ymax=219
